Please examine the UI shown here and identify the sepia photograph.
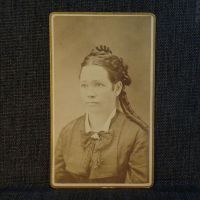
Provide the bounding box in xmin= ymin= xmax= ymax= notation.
xmin=50 ymin=12 xmax=155 ymax=188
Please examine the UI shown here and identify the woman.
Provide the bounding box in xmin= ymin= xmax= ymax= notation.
xmin=55 ymin=45 xmax=149 ymax=183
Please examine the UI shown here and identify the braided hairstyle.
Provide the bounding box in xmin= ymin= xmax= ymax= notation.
xmin=81 ymin=45 xmax=149 ymax=132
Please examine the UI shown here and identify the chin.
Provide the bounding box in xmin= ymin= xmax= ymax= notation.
xmin=86 ymin=106 xmax=102 ymax=113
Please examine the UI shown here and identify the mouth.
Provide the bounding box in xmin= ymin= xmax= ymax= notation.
xmin=86 ymin=102 xmax=99 ymax=105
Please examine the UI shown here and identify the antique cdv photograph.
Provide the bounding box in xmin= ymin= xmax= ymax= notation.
xmin=50 ymin=12 xmax=155 ymax=188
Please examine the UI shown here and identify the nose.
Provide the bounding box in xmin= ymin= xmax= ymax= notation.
xmin=86 ymin=87 xmax=96 ymax=98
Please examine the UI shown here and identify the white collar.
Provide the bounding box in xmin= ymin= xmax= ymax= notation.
xmin=85 ymin=108 xmax=116 ymax=133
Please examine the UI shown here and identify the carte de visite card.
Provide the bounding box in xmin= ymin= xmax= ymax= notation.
xmin=49 ymin=12 xmax=155 ymax=188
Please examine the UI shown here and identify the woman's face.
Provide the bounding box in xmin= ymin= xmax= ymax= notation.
xmin=79 ymin=64 xmax=117 ymax=114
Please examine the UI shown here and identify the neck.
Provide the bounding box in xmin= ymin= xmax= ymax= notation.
xmin=88 ymin=107 xmax=116 ymax=131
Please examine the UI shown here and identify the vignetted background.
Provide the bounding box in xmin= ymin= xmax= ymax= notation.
xmin=1 ymin=0 xmax=200 ymax=199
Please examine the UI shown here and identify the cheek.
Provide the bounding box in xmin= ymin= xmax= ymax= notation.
xmin=99 ymin=88 xmax=115 ymax=100
xmin=80 ymin=88 xmax=86 ymax=99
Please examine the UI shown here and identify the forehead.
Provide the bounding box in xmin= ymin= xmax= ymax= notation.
xmin=80 ymin=65 xmax=110 ymax=82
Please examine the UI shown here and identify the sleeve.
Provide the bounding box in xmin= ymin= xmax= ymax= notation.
xmin=125 ymin=128 xmax=149 ymax=183
xmin=54 ymin=130 xmax=67 ymax=183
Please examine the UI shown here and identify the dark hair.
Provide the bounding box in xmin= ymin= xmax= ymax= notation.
xmin=81 ymin=45 xmax=149 ymax=131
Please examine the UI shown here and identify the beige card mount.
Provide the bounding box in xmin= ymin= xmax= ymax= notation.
xmin=50 ymin=12 xmax=155 ymax=188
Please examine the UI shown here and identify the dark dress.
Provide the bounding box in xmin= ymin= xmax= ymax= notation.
xmin=54 ymin=110 xmax=149 ymax=183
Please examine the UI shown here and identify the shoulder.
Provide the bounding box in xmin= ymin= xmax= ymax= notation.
xmin=58 ymin=114 xmax=85 ymax=140
xmin=117 ymin=111 xmax=148 ymax=140
xmin=117 ymin=111 xmax=146 ymax=131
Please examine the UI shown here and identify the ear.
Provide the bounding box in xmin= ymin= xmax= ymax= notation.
xmin=113 ymin=81 xmax=123 ymax=96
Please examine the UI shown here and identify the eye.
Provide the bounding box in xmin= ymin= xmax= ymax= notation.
xmin=80 ymin=83 xmax=88 ymax=88
xmin=95 ymin=82 xmax=104 ymax=87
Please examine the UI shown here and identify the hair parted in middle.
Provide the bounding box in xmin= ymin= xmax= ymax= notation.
xmin=81 ymin=45 xmax=149 ymax=132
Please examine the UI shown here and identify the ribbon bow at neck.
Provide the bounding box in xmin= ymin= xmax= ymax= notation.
xmin=81 ymin=130 xmax=114 ymax=150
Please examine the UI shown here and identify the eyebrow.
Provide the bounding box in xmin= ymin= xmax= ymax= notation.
xmin=80 ymin=80 xmax=103 ymax=83
xmin=92 ymin=80 xmax=102 ymax=82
